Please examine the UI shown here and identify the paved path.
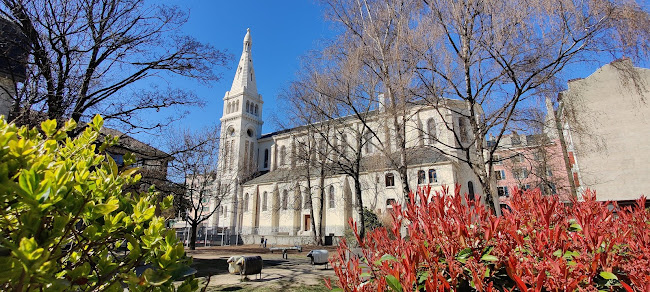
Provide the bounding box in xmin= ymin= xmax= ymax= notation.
xmin=187 ymin=245 xmax=337 ymax=288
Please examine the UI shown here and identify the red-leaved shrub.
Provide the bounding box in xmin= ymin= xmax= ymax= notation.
xmin=325 ymin=185 xmax=650 ymax=291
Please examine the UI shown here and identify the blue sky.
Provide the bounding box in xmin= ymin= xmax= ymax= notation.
xmin=162 ymin=0 xmax=336 ymax=136
xmin=135 ymin=1 xmax=647 ymax=147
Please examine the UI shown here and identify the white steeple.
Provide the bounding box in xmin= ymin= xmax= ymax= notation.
xmin=230 ymin=28 xmax=257 ymax=95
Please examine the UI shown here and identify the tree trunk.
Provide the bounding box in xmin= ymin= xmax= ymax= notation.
xmin=189 ymin=222 xmax=198 ymax=250
xmin=353 ymin=175 xmax=365 ymax=239
xmin=315 ymin=166 xmax=326 ymax=245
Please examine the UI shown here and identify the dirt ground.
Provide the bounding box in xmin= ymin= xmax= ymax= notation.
xmin=186 ymin=245 xmax=339 ymax=290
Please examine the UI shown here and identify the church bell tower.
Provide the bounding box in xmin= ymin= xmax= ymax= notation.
xmin=217 ymin=28 xmax=264 ymax=234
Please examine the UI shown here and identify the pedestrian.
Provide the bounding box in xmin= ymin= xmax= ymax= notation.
xmin=260 ymin=237 xmax=264 ymax=248
xmin=264 ymin=238 xmax=267 ymax=248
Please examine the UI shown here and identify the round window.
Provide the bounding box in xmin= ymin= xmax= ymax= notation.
xmin=247 ymin=129 xmax=253 ymax=137
xmin=228 ymin=128 xmax=235 ymax=137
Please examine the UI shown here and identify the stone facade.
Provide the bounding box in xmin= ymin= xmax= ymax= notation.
xmin=561 ymin=59 xmax=650 ymax=202
xmin=208 ymin=29 xmax=485 ymax=245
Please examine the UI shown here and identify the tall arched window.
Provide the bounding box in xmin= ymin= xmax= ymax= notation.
xmin=385 ymin=173 xmax=395 ymax=187
xmin=244 ymin=193 xmax=249 ymax=211
xmin=279 ymin=146 xmax=286 ymax=166
xmin=235 ymin=100 xmax=239 ymax=111
xmin=341 ymin=134 xmax=348 ymax=156
xmin=468 ymin=181 xmax=475 ymax=201
xmin=417 ymin=170 xmax=426 ymax=184
xmin=226 ymin=102 xmax=231 ymax=114
xmin=303 ymin=191 xmax=310 ymax=209
xmin=427 ymin=118 xmax=436 ymax=144
xmin=428 ymin=169 xmax=437 ymax=183
xmin=262 ymin=191 xmax=268 ymax=211
xmin=254 ymin=104 xmax=259 ymax=115
xmin=459 ymin=117 xmax=469 ymax=143
xmin=282 ymin=190 xmax=288 ymax=210
xmin=245 ymin=100 xmax=250 ymax=113
xmin=263 ymin=149 xmax=269 ymax=168
xmin=364 ymin=131 xmax=374 ymax=154
xmin=329 ymin=186 xmax=335 ymax=208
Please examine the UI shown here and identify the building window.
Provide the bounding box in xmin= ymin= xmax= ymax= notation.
xmin=303 ymin=191 xmax=310 ymax=209
xmin=495 ymin=170 xmax=506 ymax=180
xmin=493 ymin=155 xmax=501 ymax=165
xmin=427 ymin=118 xmax=436 ymax=144
xmin=521 ymin=184 xmax=531 ymax=190
xmin=245 ymin=100 xmax=250 ymax=113
xmin=497 ymin=186 xmax=510 ymax=197
xmin=513 ymin=153 xmax=524 ymax=163
xmin=428 ymin=169 xmax=437 ymax=183
xmin=279 ymin=146 xmax=286 ymax=166
xmin=340 ymin=134 xmax=348 ymax=156
xmin=385 ymin=173 xmax=395 ymax=187
xmin=282 ymin=190 xmax=288 ymax=210
xmin=364 ymin=132 xmax=374 ymax=154
xmin=254 ymin=104 xmax=258 ymax=115
xmin=263 ymin=149 xmax=269 ymax=168
xmin=244 ymin=193 xmax=249 ymax=212
xmin=417 ymin=170 xmax=425 ymax=184
xmin=548 ymin=182 xmax=557 ymax=194
xmin=386 ymin=199 xmax=396 ymax=212
xmin=262 ymin=191 xmax=268 ymax=211
xmin=202 ymin=207 xmax=209 ymax=212
xmin=329 ymin=186 xmax=335 ymax=208
xmin=514 ymin=168 xmax=529 ymax=179
xmin=468 ymin=181 xmax=475 ymax=201
xmin=458 ymin=117 xmax=469 ymax=143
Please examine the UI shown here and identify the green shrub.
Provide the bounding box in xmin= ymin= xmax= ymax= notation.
xmin=0 ymin=116 xmax=198 ymax=291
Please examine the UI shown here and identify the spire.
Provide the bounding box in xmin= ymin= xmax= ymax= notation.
xmin=229 ymin=28 xmax=257 ymax=95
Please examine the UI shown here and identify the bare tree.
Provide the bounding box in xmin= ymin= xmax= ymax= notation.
xmin=166 ymin=125 xmax=225 ymax=250
xmin=0 ymin=0 xmax=228 ymax=132
xmin=321 ymin=0 xmax=650 ymax=214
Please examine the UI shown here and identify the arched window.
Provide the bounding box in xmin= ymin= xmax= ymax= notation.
xmin=226 ymin=102 xmax=231 ymax=114
xmin=303 ymin=191 xmax=310 ymax=209
xmin=417 ymin=170 xmax=426 ymax=184
xmin=468 ymin=181 xmax=475 ymax=201
xmin=279 ymin=146 xmax=286 ymax=166
xmin=262 ymin=191 xmax=268 ymax=211
xmin=244 ymin=193 xmax=249 ymax=211
xmin=427 ymin=119 xmax=436 ymax=144
xmin=459 ymin=117 xmax=469 ymax=143
xmin=428 ymin=169 xmax=437 ymax=183
xmin=341 ymin=134 xmax=348 ymax=156
xmin=329 ymin=186 xmax=335 ymax=208
xmin=263 ymin=149 xmax=269 ymax=168
xmin=254 ymin=104 xmax=259 ymax=115
xmin=282 ymin=190 xmax=288 ymax=210
xmin=235 ymin=100 xmax=239 ymax=111
xmin=385 ymin=173 xmax=395 ymax=187
xmin=364 ymin=132 xmax=374 ymax=154
xmin=245 ymin=100 xmax=250 ymax=113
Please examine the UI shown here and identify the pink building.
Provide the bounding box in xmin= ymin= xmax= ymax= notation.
xmin=489 ymin=133 xmax=574 ymax=206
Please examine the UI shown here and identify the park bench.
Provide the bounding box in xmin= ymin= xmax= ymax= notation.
xmin=269 ymin=246 xmax=303 ymax=259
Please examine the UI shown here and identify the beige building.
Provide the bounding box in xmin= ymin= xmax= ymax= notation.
xmin=210 ymin=29 xmax=484 ymax=245
xmin=561 ymin=59 xmax=650 ymax=202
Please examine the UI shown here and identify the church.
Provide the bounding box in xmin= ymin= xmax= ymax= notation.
xmin=207 ymin=29 xmax=484 ymax=245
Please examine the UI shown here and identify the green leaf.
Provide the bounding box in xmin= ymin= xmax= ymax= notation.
xmin=95 ymin=203 xmax=119 ymax=216
xmin=143 ymin=268 xmax=171 ymax=286
xmin=91 ymin=114 xmax=103 ymax=131
xmin=481 ymin=254 xmax=498 ymax=262
xmin=385 ymin=275 xmax=402 ymax=292
xmin=40 ymin=120 xmax=57 ymax=136
xmin=456 ymin=248 xmax=472 ymax=263
xmin=600 ymin=271 xmax=618 ymax=280
xmin=374 ymin=254 xmax=397 ymax=265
